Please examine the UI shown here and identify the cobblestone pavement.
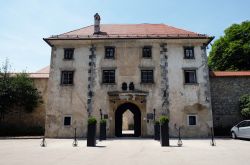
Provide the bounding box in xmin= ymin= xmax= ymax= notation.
xmin=0 ymin=138 xmax=250 ymax=165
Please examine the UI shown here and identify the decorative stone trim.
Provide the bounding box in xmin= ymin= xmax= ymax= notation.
xmin=87 ymin=44 xmax=97 ymax=117
xmin=160 ymin=43 xmax=169 ymax=116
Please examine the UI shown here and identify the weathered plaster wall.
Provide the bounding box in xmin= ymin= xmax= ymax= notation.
xmin=45 ymin=39 xmax=212 ymax=138
xmin=167 ymin=44 xmax=212 ymax=137
xmin=210 ymin=76 xmax=250 ymax=135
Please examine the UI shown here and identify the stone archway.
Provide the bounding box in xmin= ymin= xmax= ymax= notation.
xmin=115 ymin=103 xmax=141 ymax=137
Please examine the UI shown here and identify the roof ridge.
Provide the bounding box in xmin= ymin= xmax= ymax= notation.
xmin=60 ymin=25 xmax=94 ymax=35
xmin=163 ymin=24 xmax=199 ymax=35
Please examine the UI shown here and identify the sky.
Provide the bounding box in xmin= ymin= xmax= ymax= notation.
xmin=0 ymin=0 xmax=249 ymax=72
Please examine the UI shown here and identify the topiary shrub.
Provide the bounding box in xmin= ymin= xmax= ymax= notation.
xmin=154 ymin=120 xmax=160 ymax=124
xmin=159 ymin=116 xmax=169 ymax=125
xmin=239 ymin=94 xmax=250 ymax=118
xmin=88 ymin=117 xmax=97 ymax=125
xmin=100 ymin=119 xmax=106 ymax=124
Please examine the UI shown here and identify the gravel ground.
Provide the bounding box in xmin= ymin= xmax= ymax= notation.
xmin=0 ymin=138 xmax=249 ymax=165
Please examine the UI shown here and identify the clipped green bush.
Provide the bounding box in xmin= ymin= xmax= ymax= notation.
xmin=88 ymin=117 xmax=97 ymax=125
xmin=241 ymin=108 xmax=250 ymax=118
xmin=159 ymin=116 xmax=169 ymax=124
xmin=154 ymin=120 xmax=160 ymax=124
xmin=239 ymin=94 xmax=250 ymax=118
xmin=100 ymin=119 xmax=107 ymax=124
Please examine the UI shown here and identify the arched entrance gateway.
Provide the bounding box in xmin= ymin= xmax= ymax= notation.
xmin=115 ymin=103 xmax=141 ymax=137
xmin=108 ymin=90 xmax=147 ymax=137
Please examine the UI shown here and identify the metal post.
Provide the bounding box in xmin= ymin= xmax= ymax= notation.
xmin=153 ymin=109 xmax=156 ymax=122
xmin=100 ymin=109 xmax=103 ymax=120
xmin=40 ymin=136 xmax=46 ymax=147
xmin=72 ymin=128 xmax=78 ymax=147
xmin=177 ymin=127 xmax=183 ymax=147
xmin=210 ymin=127 xmax=216 ymax=146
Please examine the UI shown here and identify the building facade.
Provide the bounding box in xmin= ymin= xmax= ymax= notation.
xmin=44 ymin=14 xmax=214 ymax=138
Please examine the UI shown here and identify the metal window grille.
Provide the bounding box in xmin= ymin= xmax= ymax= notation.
xmin=141 ymin=70 xmax=154 ymax=83
xmin=105 ymin=47 xmax=115 ymax=59
xmin=64 ymin=48 xmax=74 ymax=59
xmin=61 ymin=71 xmax=74 ymax=85
xmin=142 ymin=47 xmax=152 ymax=58
xmin=184 ymin=70 xmax=197 ymax=83
xmin=102 ymin=70 xmax=115 ymax=83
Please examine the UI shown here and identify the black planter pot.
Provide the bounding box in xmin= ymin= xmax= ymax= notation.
xmin=99 ymin=123 xmax=106 ymax=140
xmin=160 ymin=122 xmax=169 ymax=146
xmin=87 ymin=123 xmax=96 ymax=147
xmin=154 ymin=123 xmax=160 ymax=140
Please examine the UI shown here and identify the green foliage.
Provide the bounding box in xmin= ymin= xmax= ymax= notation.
xmin=159 ymin=116 xmax=169 ymax=124
xmin=100 ymin=119 xmax=107 ymax=124
xmin=154 ymin=120 xmax=160 ymax=124
xmin=239 ymin=94 xmax=250 ymax=118
xmin=208 ymin=21 xmax=250 ymax=71
xmin=88 ymin=117 xmax=97 ymax=125
xmin=0 ymin=59 xmax=43 ymax=120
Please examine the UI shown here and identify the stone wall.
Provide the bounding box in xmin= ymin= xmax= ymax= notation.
xmin=210 ymin=76 xmax=250 ymax=136
xmin=0 ymin=78 xmax=48 ymax=136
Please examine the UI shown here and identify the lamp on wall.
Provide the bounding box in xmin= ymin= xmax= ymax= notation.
xmin=205 ymin=97 xmax=209 ymax=102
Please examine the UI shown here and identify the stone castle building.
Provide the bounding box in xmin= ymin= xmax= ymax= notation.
xmin=43 ymin=13 xmax=215 ymax=138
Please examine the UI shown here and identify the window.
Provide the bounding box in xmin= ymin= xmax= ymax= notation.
xmin=64 ymin=48 xmax=74 ymax=60
xmin=237 ymin=121 xmax=249 ymax=127
xmin=64 ymin=116 xmax=71 ymax=126
xmin=102 ymin=70 xmax=115 ymax=83
xmin=184 ymin=47 xmax=194 ymax=59
xmin=61 ymin=71 xmax=74 ymax=85
xmin=142 ymin=46 xmax=152 ymax=58
xmin=188 ymin=115 xmax=197 ymax=126
xmin=105 ymin=47 xmax=115 ymax=59
xmin=184 ymin=70 xmax=197 ymax=84
xmin=141 ymin=70 xmax=154 ymax=83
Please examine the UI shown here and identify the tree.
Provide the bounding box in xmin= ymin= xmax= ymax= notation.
xmin=239 ymin=94 xmax=250 ymax=119
xmin=0 ymin=59 xmax=13 ymax=120
xmin=208 ymin=21 xmax=250 ymax=71
xmin=0 ymin=59 xmax=43 ymax=121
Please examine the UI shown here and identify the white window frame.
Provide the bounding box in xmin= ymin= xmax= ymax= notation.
xmin=187 ymin=114 xmax=198 ymax=126
xmin=63 ymin=115 xmax=72 ymax=126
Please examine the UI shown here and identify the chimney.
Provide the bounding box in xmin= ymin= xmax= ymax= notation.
xmin=94 ymin=13 xmax=101 ymax=34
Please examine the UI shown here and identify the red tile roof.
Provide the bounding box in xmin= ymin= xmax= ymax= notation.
xmin=210 ymin=71 xmax=250 ymax=77
xmin=36 ymin=66 xmax=50 ymax=73
xmin=44 ymin=24 xmax=213 ymax=41
xmin=29 ymin=66 xmax=50 ymax=78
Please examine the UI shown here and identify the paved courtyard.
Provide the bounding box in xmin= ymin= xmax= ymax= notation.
xmin=0 ymin=138 xmax=250 ymax=165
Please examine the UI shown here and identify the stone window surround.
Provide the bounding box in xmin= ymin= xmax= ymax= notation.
xmin=182 ymin=67 xmax=198 ymax=85
xmin=187 ymin=114 xmax=198 ymax=126
xmin=142 ymin=46 xmax=152 ymax=59
xmin=59 ymin=68 xmax=75 ymax=86
xmin=183 ymin=46 xmax=195 ymax=59
xmin=104 ymin=46 xmax=115 ymax=59
xmin=101 ymin=67 xmax=117 ymax=85
xmin=63 ymin=48 xmax=75 ymax=60
xmin=139 ymin=66 xmax=155 ymax=84
xmin=63 ymin=115 xmax=72 ymax=127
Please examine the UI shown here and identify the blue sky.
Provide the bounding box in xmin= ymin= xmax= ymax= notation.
xmin=0 ymin=0 xmax=249 ymax=72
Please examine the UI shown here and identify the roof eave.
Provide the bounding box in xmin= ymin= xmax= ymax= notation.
xmin=44 ymin=36 xmax=213 ymax=42
xmin=43 ymin=38 xmax=53 ymax=47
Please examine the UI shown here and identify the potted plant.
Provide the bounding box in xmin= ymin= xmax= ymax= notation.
xmin=87 ymin=117 xmax=97 ymax=147
xmin=99 ymin=119 xmax=107 ymax=140
xmin=159 ymin=115 xmax=169 ymax=146
xmin=154 ymin=120 xmax=160 ymax=140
